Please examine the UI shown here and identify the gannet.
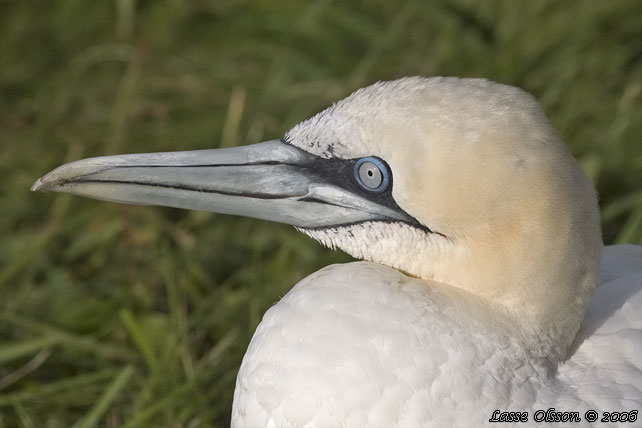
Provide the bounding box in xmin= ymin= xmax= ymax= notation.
xmin=32 ymin=77 xmax=642 ymax=427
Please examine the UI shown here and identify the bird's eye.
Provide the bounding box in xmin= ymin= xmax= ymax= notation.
xmin=354 ymin=157 xmax=390 ymax=193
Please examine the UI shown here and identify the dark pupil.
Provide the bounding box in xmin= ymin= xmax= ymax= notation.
xmin=367 ymin=170 xmax=373 ymax=177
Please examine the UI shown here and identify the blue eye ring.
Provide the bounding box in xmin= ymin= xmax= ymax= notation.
xmin=354 ymin=157 xmax=390 ymax=193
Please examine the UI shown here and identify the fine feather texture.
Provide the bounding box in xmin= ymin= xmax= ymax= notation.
xmin=233 ymin=261 xmax=534 ymax=427
xmin=559 ymin=245 xmax=642 ymax=411
xmin=233 ymin=246 xmax=641 ymax=427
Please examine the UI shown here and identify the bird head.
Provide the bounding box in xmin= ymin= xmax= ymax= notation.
xmin=33 ymin=77 xmax=602 ymax=358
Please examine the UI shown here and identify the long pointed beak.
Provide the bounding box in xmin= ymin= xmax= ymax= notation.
xmin=32 ymin=140 xmax=416 ymax=229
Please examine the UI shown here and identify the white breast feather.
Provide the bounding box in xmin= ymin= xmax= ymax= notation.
xmin=232 ymin=245 xmax=642 ymax=427
xmin=558 ymin=245 xmax=642 ymax=411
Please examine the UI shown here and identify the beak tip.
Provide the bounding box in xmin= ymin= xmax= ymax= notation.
xmin=31 ymin=172 xmax=61 ymax=192
xmin=31 ymin=177 xmax=44 ymax=192
xmin=31 ymin=160 xmax=90 ymax=193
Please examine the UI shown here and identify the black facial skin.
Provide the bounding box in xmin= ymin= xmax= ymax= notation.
xmin=281 ymin=139 xmax=432 ymax=233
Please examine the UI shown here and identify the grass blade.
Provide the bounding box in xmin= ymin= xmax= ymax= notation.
xmin=0 ymin=369 xmax=117 ymax=406
xmin=0 ymin=337 xmax=58 ymax=364
xmin=119 ymin=309 xmax=158 ymax=371
xmin=71 ymin=365 xmax=135 ymax=428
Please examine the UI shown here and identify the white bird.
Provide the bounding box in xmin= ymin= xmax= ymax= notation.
xmin=32 ymin=77 xmax=642 ymax=427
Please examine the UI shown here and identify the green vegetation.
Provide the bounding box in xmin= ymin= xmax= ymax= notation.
xmin=2 ymin=0 xmax=641 ymax=426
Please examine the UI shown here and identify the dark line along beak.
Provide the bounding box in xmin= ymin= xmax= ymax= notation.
xmin=31 ymin=140 xmax=418 ymax=229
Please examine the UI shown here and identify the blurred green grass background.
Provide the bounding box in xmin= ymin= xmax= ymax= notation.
xmin=1 ymin=0 xmax=641 ymax=426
